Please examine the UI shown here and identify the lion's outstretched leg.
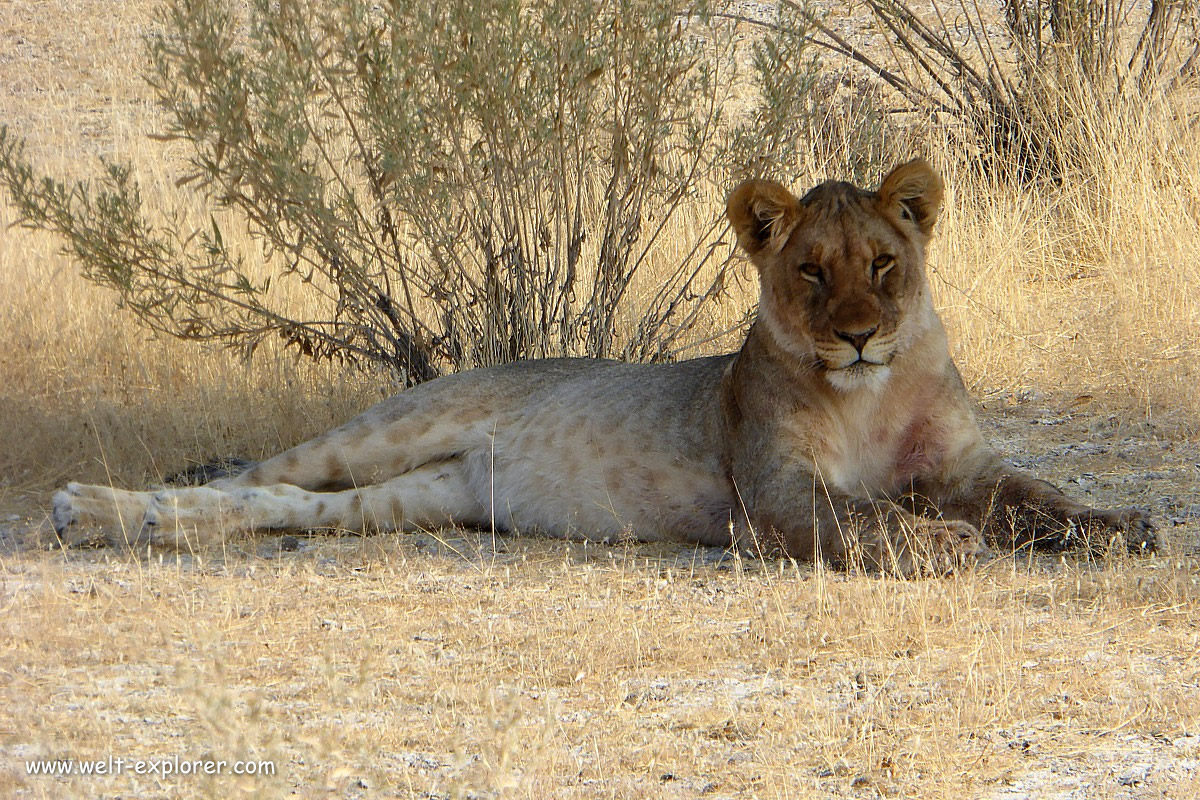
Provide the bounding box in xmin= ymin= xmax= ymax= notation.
xmin=980 ymin=469 xmax=1157 ymax=553
xmin=51 ymin=484 xmax=155 ymax=546
xmin=55 ymin=461 xmax=487 ymax=548
xmin=918 ymin=457 xmax=1158 ymax=554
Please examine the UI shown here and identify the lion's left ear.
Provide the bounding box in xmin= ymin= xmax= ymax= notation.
xmin=877 ymin=159 xmax=944 ymax=236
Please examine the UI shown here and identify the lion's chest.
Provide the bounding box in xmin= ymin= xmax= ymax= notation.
xmin=805 ymin=395 xmax=939 ymax=496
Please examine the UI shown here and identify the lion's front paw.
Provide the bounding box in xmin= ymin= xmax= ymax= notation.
xmin=923 ymin=519 xmax=991 ymax=576
xmin=866 ymin=515 xmax=991 ymax=577
xmin=1075 ymin=507 xmax=1158 ymax=555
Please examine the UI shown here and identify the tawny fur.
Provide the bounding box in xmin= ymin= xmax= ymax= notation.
xmin=52 ymin=160 xmax=1156 ymax=574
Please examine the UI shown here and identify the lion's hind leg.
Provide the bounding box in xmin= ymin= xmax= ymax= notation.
xmin=53 ymin=482 xmax=247 ymax=548
xmin=54 ymin=460 xmax=487 ymax=549
xmin=137 ymin=460 xmax=487 ymax=547
xmin=52 ymin=483 xmax=156 ymax=546
xmin=217 ymin=393 xmax=496 ymax=492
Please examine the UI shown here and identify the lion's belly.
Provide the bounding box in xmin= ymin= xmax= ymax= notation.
xmin=456 ymin=362 xmax=736 ymax=543
xmin=472 ymin=446 xmax=735 ymax=542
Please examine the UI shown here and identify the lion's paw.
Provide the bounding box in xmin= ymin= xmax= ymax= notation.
xmin=51 ymin=482 xmax=153 ymax=547
xmin=921 ymin=519 xmax=991 ymax=576
xmin=51 ymin=486 xmax=83 ymax=542
xmin=1073 ymin=507 xmax=1158 ymax=555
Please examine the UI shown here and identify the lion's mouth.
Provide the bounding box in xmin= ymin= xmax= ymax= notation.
xmin=827 ymin=355 xmax=891 ymax=372
xmin=823 ymin=356 xmax=894 ymax=392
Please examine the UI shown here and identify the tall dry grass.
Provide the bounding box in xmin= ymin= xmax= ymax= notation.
xmin=928 ymin=91 xmax=1200 ymax=414
xmin=0 ymin=0 xmax=377 ymax=502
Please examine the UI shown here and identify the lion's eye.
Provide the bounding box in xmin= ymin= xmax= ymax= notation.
xmin=871 ymin=254 xmax=895 ymax=281
xmin=798 ymin=263 xmax=823 ymax=285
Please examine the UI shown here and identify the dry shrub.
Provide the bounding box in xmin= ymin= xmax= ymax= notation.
xmin=0 ymin=0 xmax=843 ymax=385
xmin=928 ymin=92 xmax=1200 ymax=410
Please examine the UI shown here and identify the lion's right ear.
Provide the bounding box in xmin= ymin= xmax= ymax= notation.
xmin=726 ymin=179 xmax=802 ymax=257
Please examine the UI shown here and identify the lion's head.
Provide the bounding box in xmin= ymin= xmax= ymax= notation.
xmin=727 ymin=160 xmax=944 ymax=392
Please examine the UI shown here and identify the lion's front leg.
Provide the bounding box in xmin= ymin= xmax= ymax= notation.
xmin=984 ymin=470 xmax=1158 ymax=553
xmin=743 ymin=487 xmax=991 ymax=576
xmin=919 ymin=457 xmax=1158 ymax=554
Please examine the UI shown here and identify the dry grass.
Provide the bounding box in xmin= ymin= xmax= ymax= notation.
xmin=929 ymin=108 xmax=1200 ymax=414
xmin=2 ymin=1 xmax=1199 ymax=798
xmin=4 ymin=537 xmax=1200 ymax=799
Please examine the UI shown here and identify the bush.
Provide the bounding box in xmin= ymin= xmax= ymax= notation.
xmin=0 ymin=0 xmax=847 ymax=384
xmin=794 ymin=0 xmax=1200 ymax=182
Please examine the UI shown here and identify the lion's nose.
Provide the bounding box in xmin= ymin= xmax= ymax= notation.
xmin=834 ymin=326 xmax=878 ymax=353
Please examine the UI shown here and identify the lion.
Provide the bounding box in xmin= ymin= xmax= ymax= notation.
xmin=51 ymin=160 xmax=1156 ymax=574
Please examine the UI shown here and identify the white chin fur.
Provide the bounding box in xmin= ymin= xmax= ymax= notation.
xmin=825 ymin=364 xmax=891 ymax=393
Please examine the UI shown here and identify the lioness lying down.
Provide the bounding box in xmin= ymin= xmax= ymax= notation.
xmin=53 ymin=160 xmax=1156 ymax=574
